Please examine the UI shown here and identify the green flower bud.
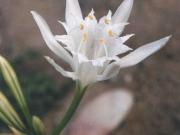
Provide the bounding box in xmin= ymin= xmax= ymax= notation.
xmin=10 ymin=127 xmax=26 ymax=135
xmin=0 ymin=92 xmax=25 ymax=131
xmin=0 ymin=56 xmax=26 ymax=108
xmin=32 ymin=116 xmax=45 ymax=135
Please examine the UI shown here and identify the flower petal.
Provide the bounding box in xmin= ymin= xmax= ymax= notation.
xmin=97 ymin=62 xmax=120 ymax=81
xmin=108 ymin=44 xmax=132 ymax=57
xmin=107 ymin=34 xmax=134 ymax=56
xmin=110 ymin=23 xmax=129 ymax=36
xmin=106 ymin=35 xmax=133 ymax=57
xmin=91 ymin=56 xmax=119 ymax=67
xmin=120 ymin=34 xmax=135 ymax=43
xmin=55 ymin=35 xmax=75 ymax=52
xmin=119 ymin=36 xmax=171 ymax=68
xmin=107 ymin=10 xmax=112 ymax=19
xmin=66 ymin=0 xmax=83 ymax=26
xmin=76 ymin=52 xmax=119 ymax=67
xmin=45 ymin=56 xmax=77 ymax=80
xmin=112 ymin=0 xmax=134 ymax=24
xmin=58 ymin=21 xmax=69 ymax=33
xmin=76 ymin=61 xmax=98 ymax=87
xmin=31 ymin=11 xmax=73 ymax=66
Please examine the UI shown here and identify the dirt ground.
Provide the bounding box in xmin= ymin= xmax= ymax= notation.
xmin=0 ymin=0 xmax=180 ymax=135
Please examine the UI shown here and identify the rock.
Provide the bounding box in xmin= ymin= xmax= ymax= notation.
xmin=66 ymin=89 xmax=133 ymax=135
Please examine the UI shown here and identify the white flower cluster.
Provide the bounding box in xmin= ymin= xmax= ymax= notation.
xmin=31 ymin=0 xmax=171 ymax=87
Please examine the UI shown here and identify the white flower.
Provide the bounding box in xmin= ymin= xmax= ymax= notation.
xmin=31 ymin=0 xmax=171 ymax=87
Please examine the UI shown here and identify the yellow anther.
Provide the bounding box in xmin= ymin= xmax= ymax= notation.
xmin=88 ymin=15 xmax=94 ymax=20
xmin=80 ymin=23 xmax=84 ymax=30
xmin=108 ymin=30 xmax=114 ymax=37
xmin=99 ymin=38 xmax=106 ymax=45
xmin=83 ymin=33 xmax=88 ymax=42
xmin=104 ymin=17 xmax=111 ymax=24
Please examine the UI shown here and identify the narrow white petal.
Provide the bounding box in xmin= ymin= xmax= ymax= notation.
xmin=76 ymin=53 xmax=119 ymax=67
xmin=97 ymin=62 xmax=120 ymax=81
xmin=107 ymin=10 xmax=112 ymax=19
xmin=120 ymin=34 xmax=135 ymax=43
xmin=45 ymin=56 xmax=77 ymax=80
xmin=107 ymin=35 xmax=132 ymax=57
xmin=55 ymin=35 xmax=75 ymax=52
xmin=108 ymin=44 xmax=132 ymax=57
xmin=77 ymin=53 xmax=89 ymax=64
xmin=112 ymin=0 xmax=134 ymax=23
xmin=31 ymin=11 xmax=73 ymax=66
xmin=113 ymin=23 xmax=129 ymax=36
xmin=107 ymin=34 xmax=134 ymax=56
xmin=58 ymin=21 xmax=69 ymax=33
xmin=91 ymin=56 xmax=118 ymax=67
xmin=66 ymin=0 xmax=83 ymax=26
xmin=77 ymin=61 xmax=98 ymax=87
xmin=119 ymin=36 xmax=171 ymax=68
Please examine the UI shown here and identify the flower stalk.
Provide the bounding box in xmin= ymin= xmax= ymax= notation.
xmin=52 ymin=82 xmax=87 ymax=135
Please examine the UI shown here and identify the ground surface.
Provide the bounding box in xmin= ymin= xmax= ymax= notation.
xmin=0 ymin=0 xmax=180 ymax=135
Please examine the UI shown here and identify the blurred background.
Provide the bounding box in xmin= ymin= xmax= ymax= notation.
xmin=0 ymin=0 xmax=180 ymax=135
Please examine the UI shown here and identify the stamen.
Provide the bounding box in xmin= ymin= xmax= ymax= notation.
xmin=80 ymin=23 xmax=84 ymax=30
xmin=88 ymin=15 xmax=94 ymax=20
xmin=103 ymin=44 xmax=108 ymax=57
xmin=104 ymin=17 xmax=111 ymax=24
xmin=78 ymin=32 xmax=88 ymax=53
xmin=83 ymin=33 xmax=88 ymax=43
xmin=108 ymin=30 xmax=114 ymax=37
xmin=99 ymin=38 xmax=106 ymax=45
xmin=98 ymin=38 xmax=108 ymax=57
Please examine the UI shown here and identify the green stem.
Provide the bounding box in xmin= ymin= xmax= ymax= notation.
xmin=52 ymin=82 xmax=87 ymax=135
